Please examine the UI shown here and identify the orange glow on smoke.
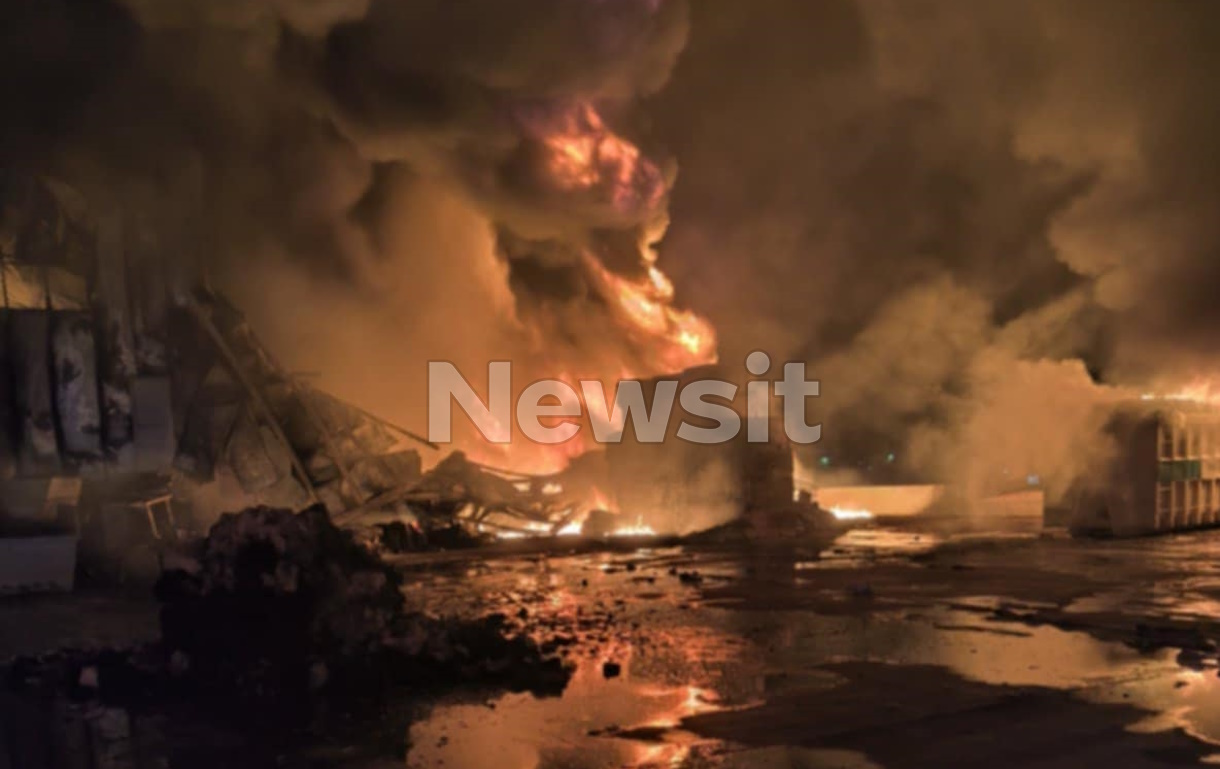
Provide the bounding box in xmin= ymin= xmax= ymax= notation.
xmin=538 ymin=103 xmax=718 ymax=372
xmin=585 ymin=254 xmax=718 ymax=372
xmin=540 ymin=103 xmax=664 ymax=211
xmin=463 ymin=101 xmax=716 ymax=477
xmin=588 ymin=485 xmax=616 ymax=513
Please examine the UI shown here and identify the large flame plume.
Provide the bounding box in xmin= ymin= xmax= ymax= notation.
xmin=462 ymin=98 xmax=717 ymax=476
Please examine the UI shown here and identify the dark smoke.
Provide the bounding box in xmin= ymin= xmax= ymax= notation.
xmin=1 ymin=0 xmax=695 ymax=469
xmin=5 ymin=0 xmax=1220 ymax=496
xmin=649 ymin=0 xmax=1220 ymax=499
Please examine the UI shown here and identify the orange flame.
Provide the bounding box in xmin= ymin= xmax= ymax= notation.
xmin=611 ymin=516 xmax=657 ymax=537
xmin=466 ymin=101 xmax=716 ymax=476
xmin=585 ymin=254 xmax=718 ymax=372
xmin=588 ymin=485 xmax=616 ymax=513
xmin=539 ymin=103 xmax=665 ymax=212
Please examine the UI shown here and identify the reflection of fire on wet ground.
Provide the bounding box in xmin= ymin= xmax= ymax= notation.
xmin=399 ymin=528 xmax=1220 ymax=767
xmin=8 ymin=523 xmax=1220 ymax=767
xmin=406 ymin=660 xmax=724 ymax=769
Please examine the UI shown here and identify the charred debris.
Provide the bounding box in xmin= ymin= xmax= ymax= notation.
xmin=0 ymin=175 xmax=658 ymax=580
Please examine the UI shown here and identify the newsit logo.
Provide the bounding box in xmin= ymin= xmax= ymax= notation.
xmin=428 ymin=352 xmax=822 ymax=446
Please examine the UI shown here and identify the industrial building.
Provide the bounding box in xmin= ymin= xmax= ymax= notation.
xmin=1069 ymin=398 xmax=1220 ymax=537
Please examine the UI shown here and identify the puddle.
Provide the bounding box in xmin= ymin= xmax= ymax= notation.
xmin=399 ymin=539 xmax=1220 ymax=767
xmin=820 ymin=528 xmax=942 ymax=559
xmin=406 ymin=656 xmax=723 ymax=769
xmin=1085 ymin=657 xmax=1220 ymax=749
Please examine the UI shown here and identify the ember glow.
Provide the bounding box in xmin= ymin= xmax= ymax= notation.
xmin=611 ymin=516 xmax=658 ymax=537
xmin=490 ymin=515 xmax=657 ymax=540
xmin=587 ymin=486 xmax=617 ymax=514
xmin=488 ymin=520 xmax=584 ymax=540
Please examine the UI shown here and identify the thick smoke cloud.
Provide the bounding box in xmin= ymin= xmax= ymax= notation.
xmin=2 ymin=0 xmax=698 ymax=470
xmin=6 ymin=0 xmax=1220 ymax=498
xmin=649 ymin=0 xmax=1220 ymax=499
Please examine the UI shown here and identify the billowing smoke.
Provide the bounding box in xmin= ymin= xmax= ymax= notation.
xmin=7 ymin=0 xmax=1220 ymax=501
xmin=1 ymin=0 xmax=710 ymax=471
xmin=648 ymin=0 xmax=1220 ymax=503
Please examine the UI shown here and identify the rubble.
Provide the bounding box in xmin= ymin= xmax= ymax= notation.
xmin=156 ymin=504 xmax=405 ymax=696
xmin=0 ymin=502 xmax=573 ymax=763
xmin=155 ymin=504 xmax=571 ymax=703
xmin=339 ymin=450 xmax=604 ymax=548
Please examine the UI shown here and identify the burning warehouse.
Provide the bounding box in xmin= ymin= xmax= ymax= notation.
xmin=8 ymin=0 xmax=1220 ymax=766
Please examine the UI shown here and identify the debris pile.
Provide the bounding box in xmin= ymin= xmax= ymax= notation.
xmin=157 ymin=505 xmax=403 ymax=696
xmin=344 ymin=451 xmax=594 ymax=546
xmin=156 ymin=505 xmax=571 ymax=702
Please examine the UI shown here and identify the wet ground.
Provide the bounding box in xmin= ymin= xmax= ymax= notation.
xmin=9 ymin=524 xmax=1220 ymax=767
xmin=393 ymin=525 xmax=1220 ymax=768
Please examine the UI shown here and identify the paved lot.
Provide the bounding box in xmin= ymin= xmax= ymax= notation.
xmin=6 ymin=524 xmax=1220 ymax=767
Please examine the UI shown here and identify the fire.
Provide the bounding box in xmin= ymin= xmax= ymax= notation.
xmin=588 ymin=486 xmax=616 ymax=513
xmin=585 ymin=254 xmax=718 ymax=371
xmin=648 ymin=265 xmax=674 ymax=299
xmin=611 ymin=516 xmax=657 ymax=537
xmin=536 ymin=103 xmax=665 ymax=212
xmin=671 ymin=308 xmax=716 ymax=359
xmin=529 ymin=102 xmax=717 ymax=370
xmin=487 ymin=518 xmax=584 ymax=540
xmin=467 ymin=100 xmax=715 ymax=476
xmin=827 ymin=506 xmax=875 ymax=522
xmin=467 ymin=428 xmax=591 ymax=477
xmin=490 ymin=515 xmax=656 ymax=540
xmin=484 ymin=483 xmax=661 ymax=540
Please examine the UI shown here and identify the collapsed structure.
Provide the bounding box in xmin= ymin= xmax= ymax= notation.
xmin=1 ymin=179 xmax=410 ymax=496
xmin=0 ymin=175 xmax=602 ymax=583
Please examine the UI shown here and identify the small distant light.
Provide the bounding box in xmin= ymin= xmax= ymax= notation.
xmin=885 ymin=452 xmax=896 ymax=463
xmin=820 ymin=456 xmax=831 ymax=467
xmin=1027 ymin=474 xmax=1041 ymax=486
